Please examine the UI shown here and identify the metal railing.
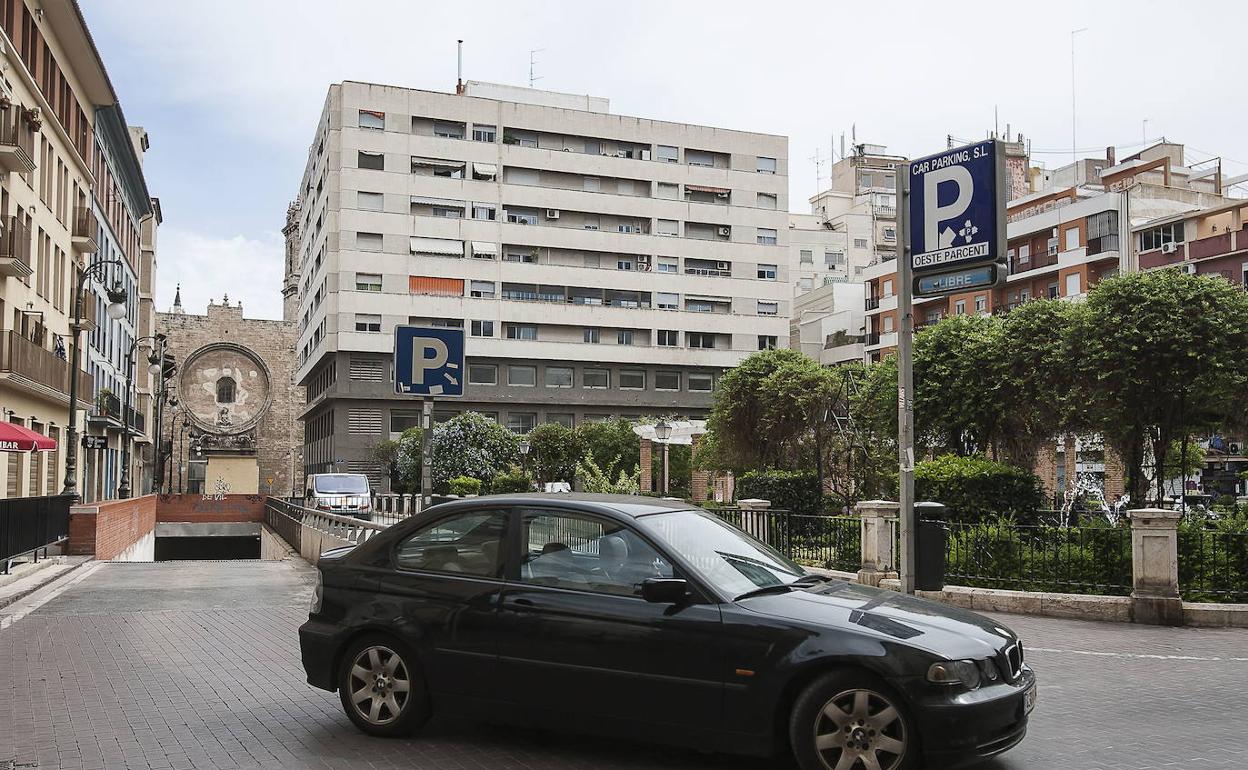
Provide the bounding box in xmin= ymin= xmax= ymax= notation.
xmin=73 ymin=206 xmax=97 ymax=241
xmin=711 ymin=509 xmax=860 ymax=572
xmin=2 ymin=494 xmax=72 ymax=574
xmin=0 ymin=214 xmax=31 ymax=267
xmin=1178 ymin=527 xmax=1248 ymax=603
xmin=265 ymin=497 xmax=389 ymax=549
xmin=0 ymin=330 xmax=92 ymax=399
xmin=941 ymin=520 xmax=1132 ymax=595
xmin=0 ymin=109 xmax=36 ymax=169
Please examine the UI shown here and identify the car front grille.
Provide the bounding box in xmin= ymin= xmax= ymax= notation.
xmin=999 ymin=642 xmax=1024 ymax=682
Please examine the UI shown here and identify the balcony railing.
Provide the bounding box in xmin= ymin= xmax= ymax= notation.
xmin=90 ymin=390 xmax=122 ymax=424
xmin=865 ymin=296 xmax=880 ymax=310
xmin=0 ymin=108 xmax=36 ymax=174
xmin=0 ymin=330 xmax=93 ymax=403
xmin=865 ymin=332 xmax=881 ymax=346
xmin=72 ymin=206 xmax=99 ymax=253
xmin=0 ymin=215 xmax=32 ymax=278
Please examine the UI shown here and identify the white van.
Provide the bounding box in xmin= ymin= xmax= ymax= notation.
xmin=304 ymin=473 xmax=372 ymax=520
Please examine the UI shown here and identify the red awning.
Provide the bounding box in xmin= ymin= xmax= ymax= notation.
xmin=0 ymin=423 xmax=57 ymax=452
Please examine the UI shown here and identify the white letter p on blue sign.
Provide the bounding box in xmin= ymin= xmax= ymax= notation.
xmin=924 ymin=165 xmax=974 ymax=249
xmin=412 ymin=338 xmax=449 ymax=386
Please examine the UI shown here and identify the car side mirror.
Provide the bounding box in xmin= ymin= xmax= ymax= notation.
xmin=641 ymin=578 xmax=688 ymax=604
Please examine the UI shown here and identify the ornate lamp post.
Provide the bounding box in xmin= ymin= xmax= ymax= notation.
xmin=653 ymin=420 xmax=673 ymax=495
xmin=62 ymin=259 xmax=128 ymax=499
xmin=518 ymin=439 xmax=531 ymax=489
xmin=118 ymin=334 xmax=165 ymax=499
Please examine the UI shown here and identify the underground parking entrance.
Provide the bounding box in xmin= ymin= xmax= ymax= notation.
xmin=153 ymin=522 xmax=262 ymax=560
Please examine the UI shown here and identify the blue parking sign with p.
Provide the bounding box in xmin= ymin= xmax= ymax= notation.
xmin=908 ymin=139 xmax=1005 ymax=273
xmin=394 ymin=326 xmax=465 ymax=397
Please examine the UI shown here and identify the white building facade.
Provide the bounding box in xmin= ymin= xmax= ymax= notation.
xmin=291 ymin=80 xmax=790 ymax=483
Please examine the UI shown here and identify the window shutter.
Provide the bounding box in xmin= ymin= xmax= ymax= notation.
xmin=349 ymin=358 xmax=385 ymax=381
xmin=348 ymin=409 xmax=384 ymax=435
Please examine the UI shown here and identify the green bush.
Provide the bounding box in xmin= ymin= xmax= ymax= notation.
xmin=944 ymin=519 xmax=1132 ymax=595
xmin=447 ymin=476 xmax=482 ymax=496
xmin=575 ymin=453 xmax=641 ymax=495
xmin=736 ymin=470 xmax=824 ymax=515
xmin=914 ymin=454 xmax=1046 ymax=523
xmin=490 ymin=471 xmax=532 ymax=494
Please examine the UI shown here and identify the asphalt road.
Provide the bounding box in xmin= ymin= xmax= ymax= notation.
xmin=1 ymin=560 xmax=1245 ymax=770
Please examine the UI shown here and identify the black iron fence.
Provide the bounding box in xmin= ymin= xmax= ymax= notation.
xmin=711 ymin=508 xmax=861 ymax=572
xmin=940 ymin=520 xmax=1133 ymax=595
xmin=1 ymin=494 xmax=73 ymax=573
xmin=1178 ymin=527 xmax=1248 ymax=603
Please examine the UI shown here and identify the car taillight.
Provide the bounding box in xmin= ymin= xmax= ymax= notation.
xmin=316 ymin=502 xmax=331 ymax=511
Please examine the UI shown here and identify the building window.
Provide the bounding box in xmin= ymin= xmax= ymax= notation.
xmin=357 ymin=232 xmax=383 ymax=251
xmin=355 ymin=273 xmax=382 ymax=292
xmin=1018 ymin=244 xmax=1031 ymax=264
xmin=655 ymin=371 xmax=680 ymax=391
xmin=688 ymin=373 xmax=713 ymax=392
xmin=472 ymin=124 xmax=496 ymax=142
xmin=757 ymin=301 xmax=778 ymax=316
xmin=882 ymin=279 xmax=894 ymax=297
xmin=656 ymin=182 xmax=679 ymax=199
xmin=657 ymin=329 xmax=679 ymax=347
xmin=616 ymin=258 xmax=634 ymax=271
xmin=825 ymin=251 xmax=845 ymax=267
xmin=357 ymin=151 xmax=384 ymax=170
xmin=508 ymin=365 xmax=536 ymax=386
xmin=584 ymin=369 xmax=609 ymax=389
xmin=657 ymin=219 xmax=679 ymax=236
xmin=757 ymin=228 xmax=778 ymax=246
xmin=975 ymin=296 xmax=988 ymax=314
xmin=619 ymin=370 xmax=645 ymax=390
xmin=506 ymin=211 xmax=539 ymax=226
xmin=883 ymin=315 xmax=895 ymax=334
xmin=468 ymin=364 xmax=497 ymax=385
xmin=470 ymin=320 xmax=494 ymax=337
xmin=757 ymin=263 xmax=778 ymax=280
xmin=757 ymin=192 xmax=778 ymax=209
xmin=758 ymin=335 xmax=777 ymax=350
xmin=616 ymin=329 xmax=633 ymax=345
xmin=583 ymin=327 xmax=600 ymax=344
xmin=656 ymin=292 xmax=678 ymax=310
xmin=358 ymin=110 xmax=385 ymax=130
xmin=687 ymin=332 xmax=715 ymax=349
xmin=1065 ymin=273 xmax=1081 ymax=297
xmin=506 ymin=412 xmax=537 ymax=433
xmin=358 ymin=191 xmax=384 ymax=211
xmin=472 ymin=204 xmax=496 ymax=221
xmin=756 ymin=156 xmax=777 ymax=174
xmin=1065 ymin=227 xmax=1080 ymax=251
xmin=617 ymin=180 xmax=635 ymax=195
xmin=545 ymin=367 xmax=573 ymax=388
xmin=686 ymin=149 xmax=714 ymax=167
xmin=882 ymin=227 xmax=896 ymax=241
xmin=504 ymin=250 xmax=537 ymax=263
xmin=216 ymin=377 xmax=236 ymax=404
xmin=547 ymin=413 xmax=574 ymax=428
xmin=854 ymin=238 xmax=868 ymax=249
xmin=432 ymin=121 xmax=463 ymax=139
xmin=1047 ymin=282 xmax=1059 ymax=299
xmin=799 ymin=249 xmax=813 ymax=264
xmin=657 ymin=258 xmax=678 ymax=274
xmin=657 ymin=145 xmax=678 ymax=163
xmin=355 ymin=314 xmax=381 ymax=332
xmin=955 ymin=300 xmax=966 ymax=315
xmin=469 ymin=280 xmax=495 ymax=298
xmin=505 ymin=323 xmax=538 ymax=340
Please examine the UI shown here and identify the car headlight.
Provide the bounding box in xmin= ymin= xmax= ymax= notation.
xmin=927 ymin=659 xmax=982 ymax=689
xmin=977 ymin=656 xmax=1001 ymax=682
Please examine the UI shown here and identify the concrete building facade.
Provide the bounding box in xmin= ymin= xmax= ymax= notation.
xmin=289 ymin=80 xmax=790 ymax=486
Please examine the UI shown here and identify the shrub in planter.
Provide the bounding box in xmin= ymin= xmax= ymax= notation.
xmin=448 ymin=476 xmax=482 ymax=497
xmin=914 ymin=454 xmax=1045 ymax=523
xmin=490 ymin=471 xmax=532 ymax=494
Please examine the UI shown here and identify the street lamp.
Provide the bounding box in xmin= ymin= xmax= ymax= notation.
xmin=653 ymin=420 xmax=673 ymax=495
xmin=118 ymin=334 xmax=165 ymax=499
xmin=518 ymin=439 xmax=531 ymax=490
xmin=62 ymin=259 xmax=128 ymax=499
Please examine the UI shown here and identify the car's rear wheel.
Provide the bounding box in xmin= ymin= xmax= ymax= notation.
xmin=338 ymin=635 xmax=430 ymax=737
xmin=789 ymin=670 xmax=917 ymax=770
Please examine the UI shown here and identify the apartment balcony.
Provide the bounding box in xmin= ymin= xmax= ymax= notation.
xmin=72 ymin=206 xmax=99 ymax=254
xmin=88 ymin=390 xmax=123 ymax=427
xmin=0 ymin=330 xmax=93 ymax=405
xmin=0 ymin=215 xmax=33 ymax=278
xmin=865 ymin=295 xmax=880 ymax=310
xmin=0 ymin=109 xmax=36 ymax=174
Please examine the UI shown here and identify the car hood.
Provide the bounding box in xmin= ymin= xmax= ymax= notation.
xmin=738 ymin=581 xmax=1017 ymax=659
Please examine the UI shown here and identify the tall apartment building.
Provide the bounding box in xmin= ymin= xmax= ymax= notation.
xmin=289 ymin=80 xmax=790 ymax=484
xmin=809 ymin=144 xmax=905 ymax=276
xmin=788 ymin=213 xmax=850 ymax=295
xmin=0 ymin=0 xmax=157 ymax=500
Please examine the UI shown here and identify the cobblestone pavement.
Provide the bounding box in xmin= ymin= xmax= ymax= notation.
xmin=2 ymin=560 xmax=1246 ymax=770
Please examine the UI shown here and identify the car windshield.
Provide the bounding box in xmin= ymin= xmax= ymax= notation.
xmin=313 ymin=474 xmax=369 ymax=494
xmin=642 ymin=510 xmax=806 ymax=598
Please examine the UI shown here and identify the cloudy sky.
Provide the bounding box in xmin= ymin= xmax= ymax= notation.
xmin=84 ymin=0 xmax=1248 ymax=320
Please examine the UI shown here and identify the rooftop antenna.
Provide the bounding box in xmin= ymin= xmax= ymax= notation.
xmin=994 ymin=105 xmax=999 ymax=138
xmin=1142 ymin=118 xmax=1148 ymax=145
xmin=840 ymin=132 xmax=845 ymax=161
xmin=810 ymin=147 xmax=827 ymax=191
xmin=529 ymin=48 xmax=545 ymax=88
xmin=455 ymin=39 xmax=464 ymax=94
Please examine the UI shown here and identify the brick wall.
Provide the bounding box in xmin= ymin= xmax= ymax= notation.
xmin=639 ymin=439 xmax=652 ymax=493
xmin=690 ymin=434 xmax=710 ymax=502
xmin=155 ymin=494 xmax=265 ymax=524
xmin=69 ymin=495 xmax=158 ymax=560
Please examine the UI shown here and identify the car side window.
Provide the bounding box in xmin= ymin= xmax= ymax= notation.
xmin=394 ymin=510 xmax=508 ymax=577
xmin=519 ymin=509 xmax=673 ymax=597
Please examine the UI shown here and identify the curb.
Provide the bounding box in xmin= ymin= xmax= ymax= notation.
xmin=0 ymin=559 xmax=98 ymax=625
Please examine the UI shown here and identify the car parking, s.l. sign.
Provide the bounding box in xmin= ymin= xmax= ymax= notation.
xmin=394 ymin=325 xmax=465 ymax=397
xmin=908 ymin=139 xmax=1006 ymax=273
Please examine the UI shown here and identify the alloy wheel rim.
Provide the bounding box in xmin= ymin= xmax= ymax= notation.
xmin=813 ymin=688 xmax=907 ymax=770
xmin=347 ymin=645 xmax=411 ymax=725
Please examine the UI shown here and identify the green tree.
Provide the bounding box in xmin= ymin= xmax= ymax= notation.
xmin=527 ymin=422 xmax=582 ymax=485
xmin=1075 ymin=271 xmax=1248 ymax=504
xmin=758 ymin=357 xmax=838 ymax=494
xmin=575 ymin=418 xmax=641 ymax=478
xmin=704 ymin=348 xmax=815 ymax=472
xmin=913 ymin=313 xmax=1001 ymax=456
xmin=396 ymin=412 xmax=519 ymax=494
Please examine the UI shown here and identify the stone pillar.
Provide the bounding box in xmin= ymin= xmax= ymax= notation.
xmin=855 ymin=499 xmax=900 ymax=586
xmin=639 ymin=439 xmax=653 ymax=493
xmin=1128 ymin=508 xmax=1184 ymax=626
xmin=690 ymin=434 xmax=711 ymax=502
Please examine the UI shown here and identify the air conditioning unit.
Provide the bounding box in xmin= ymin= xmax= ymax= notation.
xmin=1229 ymin=443 xmax=1242 ymax=454
xmin=717 ymin=226 xmax=731 ymax=237
xmin=640 ymin=149 xmax=652 ymax=161
xmin=545 ymin=209 xmax=560 ymax=220
xmin=637 ymin=255 xmax=651 ymax=264
xmin=715 ymin=261 xmax=730 ymax=271
xmin=1182 ymin=263 xmax=1197 ymax=275
xmin=1161 ymin=242 xmax=1179 ymax=254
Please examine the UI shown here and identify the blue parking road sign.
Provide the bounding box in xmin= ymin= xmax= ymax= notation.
xmin=394 ymin=326 xmax=465 ymax=397
xmin=908 ymin=139 xmax=1006 ymax=273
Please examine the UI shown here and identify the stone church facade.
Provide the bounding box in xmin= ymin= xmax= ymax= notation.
xmin=157 ymin=295 xmax=303 ymax=496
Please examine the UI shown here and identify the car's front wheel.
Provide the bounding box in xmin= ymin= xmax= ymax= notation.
xmin=338 ymin=635 xmax=430 ymax=737
xmin=790 ymin=670 xmax=917 ymax=770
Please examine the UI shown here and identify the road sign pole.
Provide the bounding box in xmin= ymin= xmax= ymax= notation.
xmin=420 ymin=398 xmax=433 ymax=511
xmin=897 ymin=160 xmax=916 ymax=596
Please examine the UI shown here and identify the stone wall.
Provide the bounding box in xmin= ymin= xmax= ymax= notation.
xmin=69 ymin=495 xmax=158 ymax=560
xmin=155 ymin=493 xmax=266 ymax=524
xmin=157 ymin=303 xmax=304 ymax=497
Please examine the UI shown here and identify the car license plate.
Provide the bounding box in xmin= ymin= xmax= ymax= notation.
xmin=1023 ymin=682 xmax=1037 ymax=714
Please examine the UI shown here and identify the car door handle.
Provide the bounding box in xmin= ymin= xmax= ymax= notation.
xmin=507 ymin=597 xmax=537 ymax=609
